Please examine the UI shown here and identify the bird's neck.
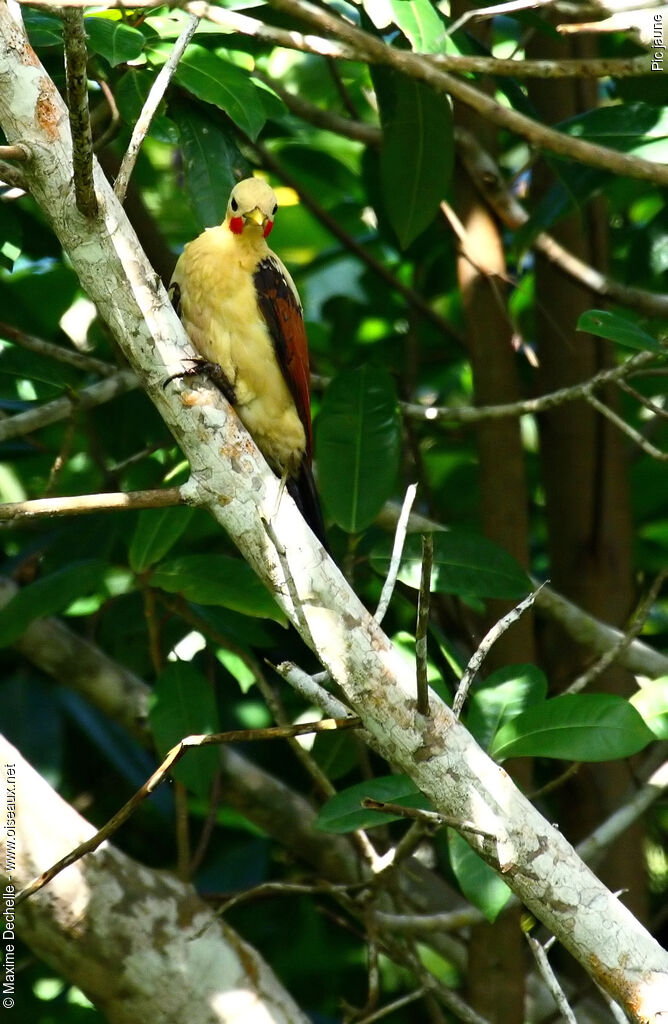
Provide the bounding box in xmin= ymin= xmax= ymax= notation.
xmin=212 ymin=221 xmax=269 ymax=270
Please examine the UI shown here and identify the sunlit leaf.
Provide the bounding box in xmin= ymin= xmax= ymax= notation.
xmin=490 ymin=694 xmax=655 ymax=762
xmin=577 ymin=310 xmax=663 ymax=352
xmin=630 ymin=677 xmax=668 ymax=739
xmin=84 ymin=17 xmax=145 ymax=67
xmin=467 ymin=665 xmax=548 ymax=751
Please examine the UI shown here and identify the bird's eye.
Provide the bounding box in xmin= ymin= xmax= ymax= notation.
xmin=231 ymin=197 xmax=238 ymax=212
xmin=272 ymin=204 xmax=278 ymax=216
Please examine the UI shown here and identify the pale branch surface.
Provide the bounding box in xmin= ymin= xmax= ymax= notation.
xmin=534 ymin=584 xmax=668 ymax=677
xmin=1 ymin=8 xmax=666 ymax=1019
xmin=0 ymin=486 xmax=183 ymax=520
xmin=114 ymin=12 xmax=200 ymax=203
xmin=0 ymin=368 xmax=139 ymax=442
xmin=1 ymin=735 xmax=311 ymax=1024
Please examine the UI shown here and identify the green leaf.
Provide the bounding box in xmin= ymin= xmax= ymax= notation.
xmin=467 ymin=665 xmax=548 ymax=751
xmin=170 ymin=45 xmax=267 ymax=141
xmin=387 ymin=0 xmax=448 ymax=52
xmin=115 ymin=70 xmax=177 ymax=143
xmin=0 ymin=561 xmax=108 ymax=647
xmin=129 ymin=506 xmax=194 ymax=573
xmin=23 ymin=9 xmax=63 ymax=48
xmin=448 ymin=830 xmax=511 ymax=922
xmin=630 ymin=677 xmax=668 ymax=739
xmin=490 ymin=694 xmax=655 ymax=762
xmin=150 ymin=554 xmax=286 ymax=623
xmin=560 ymin=102 xmax=668 ymax=161
xmin=317 ymin=365 xmax=401 ymax=533
xmin=149 ymin=662 xmax=220 ymax=798
xmin=315 ymin=775 xmax=431 ymax=833
xmin=84 ymin=17 xmax=145 ymax=67
xmin=170 ymin=101 xmax=251 ymax=228
xmin=370 ymin=532 xmax=531 ymax=599
xmin=379 ymin=75 xmax=453 ymax=249
xmin=577 ymin=310 xmax=663 ymax=353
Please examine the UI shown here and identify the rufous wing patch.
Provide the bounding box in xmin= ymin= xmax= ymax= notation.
xmin=254 ymin=256 xmax=312 ymax=459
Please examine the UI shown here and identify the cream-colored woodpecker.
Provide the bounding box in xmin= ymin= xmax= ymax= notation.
xmin=169 ymin=177 xmax=327 ymax=546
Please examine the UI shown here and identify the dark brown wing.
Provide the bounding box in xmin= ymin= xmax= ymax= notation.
xmin=253 ymin=254 xmax=313 ymax=460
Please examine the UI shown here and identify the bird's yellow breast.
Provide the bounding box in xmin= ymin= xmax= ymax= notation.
xmin=171 ymin=226 xmax=306 ymax=474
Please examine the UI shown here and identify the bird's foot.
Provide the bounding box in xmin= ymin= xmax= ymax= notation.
xmin=163 ymin=359 xmax=237 ymax=404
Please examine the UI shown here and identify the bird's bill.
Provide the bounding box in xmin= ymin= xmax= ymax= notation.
xmin=244 ymin=207 xmax=268 ymax=228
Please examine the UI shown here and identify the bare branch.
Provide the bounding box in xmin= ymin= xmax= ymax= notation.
xmin=586 ymin=392 xmax=668 ymax=460
xmin=265 ymin=0 xmax=668 ymax=187
xmin=566 ymin=569 xmax=668 ymax=693
xmin=452 ymin=587 xmax=543 ymax=717
xmin=62 ymin=8 xmax=97 ymax=217
xmin=0 ymin=487 xmax=183 ymax=521
xmin=16 ymin=718 xmax=360 ymax=906
xmin=0 ymin=367 xmax=139 ymax=442
xmin=0 ymin=320 xmax=117 ymax=376
xmin=534 ymin=584 xmax=668 ymax=676
xmin=0 ymin=143 xmax=30 ymax=160
xmin=525 ymin=931 xmax=578 ymax=1024
xmin=0 ymin=157 xmax=27 ymax=190
xmin=415 ymin=533 xmax=433 ymax=716
xmin=114 ymin=13 xmax=200 ymax=203
xmin=375 ymin=482 xmax=418 ymax=624
xmin=456 ymin=128 xmax=668 ymax=319
xmin=401 ymin=351 xmax=659 ymax=423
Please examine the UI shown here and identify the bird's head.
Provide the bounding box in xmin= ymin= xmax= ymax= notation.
xmin=226 ymin=178 xmax=278 ymax=240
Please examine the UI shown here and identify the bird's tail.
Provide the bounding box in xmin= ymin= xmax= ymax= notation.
xmin=287 ymin=463 xmax=329 ymax=551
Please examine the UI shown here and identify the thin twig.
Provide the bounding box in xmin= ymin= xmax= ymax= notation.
xmin=0 ymin=368 xmax=139 ymax=443
xmin=535 ymin=583 xmax=668 ymax=678
xmin=416 ymin=534 xmax=433 ymax=716
xmin=16 ymin=717 xmax=360 ymax=906
xmin=0 ymin=487 xmax=184 ymax=522
xmin=62 ymin=8 xmax=98 ymax=218
xmin=114 ymin=13 xmax=200 ymax=203
xmin=617 ymin=379 xmax=668 ymax=420
xmin=17 ymin=0 xmax=652 ymax=78
xmin=0 ymin=144 xmax=30 ymax=161
xmin=375 ymin=483 xmax=418 ymax=624
xmin=566 ymin=569 xmax=668 ymax=693
xmin=0 ymin=320 xmax=117 ymax=376
xmin=577 ymin=758 xmax=668 ymax=867
xmin=361 ymin=799 xmax=496 ymax=840
xmin=452 ymin=586 xmax=543 ymax=717
xmin=524 ymin=931 xmax=578 ymax=1024
xmin=355 ymin=986 xmax=428 ymax=1024
xmin=401 ymin=351 xmax=660 ymax=423
xmin=586 ymin=392 xmax=668 ymax=461
xmin=275 ymin=661 xmax=352 ymax=720
xmin=92 ymin=80 xmax=121 ymax=154
xmin=372 ymin=906 xmax=484 ymax=933
xmin=264 ymin=0 xmax=668 ymax=187
xmin=456 ymin=127 xmax=668 ymax=319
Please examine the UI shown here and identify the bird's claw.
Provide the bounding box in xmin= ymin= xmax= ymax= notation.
xmin=163 ymin=359 xmax=237 ymax=404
